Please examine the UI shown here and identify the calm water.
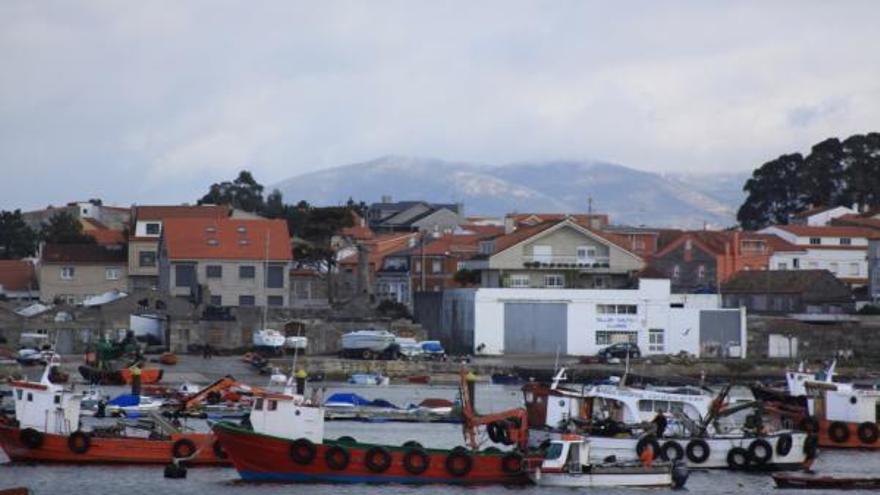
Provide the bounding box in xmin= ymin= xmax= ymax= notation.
xmin=3 ymin=384 xmax=880 ymax=494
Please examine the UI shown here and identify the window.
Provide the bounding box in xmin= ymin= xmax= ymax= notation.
xmin=544 ymin=274 xmax=564 ymax=288
xmin=268 ymin=295 xmax=284 ymax=306
xmin=175 ymin=264 xmax=195 ymax=287
xmin=105 ymin=267 xmax=120 ymax=280
xmin=266 ymin=265 xmax=284 ymax=288
xmin=576 ymin=246 xmax=596 ymax=262
xmin=432 ymin=259 xmax=442 ymax=273
xmin=16 ymin=390 xmax=22 ymax=400
xmin=509 ymin=274 xmax=531 ymax=288
xmin=139 ymin=251 xmax=156 ymax=267
xmin=593 ymin=276 xmax=606 ymax=288
xmin=210 ymin=295 xmax=222 ymax=306
xmin=479 ymin=241 xmax=494 ymax=255
xmin=414 ymin=260 xmax=422 ymax=273
xmin=532 ymin=245 xmax=552 ymax=263
xmin=793 ymin=258 xmax=800 ymax=269
xmin=850 ymin=263 xmax=860 ymax=276
xmin=649 ymin=329 xmax=665 ymax=352
xmin=596 ymin=331 xmax=638 ymax=345
xmin=672 ymin=265 xmax=680 ymax=279
xmin=27 ymin=393 xmax=33 ymax=402
xmin=254 ymin=398 xmax=264 ymax=410
xmin=809 ymin=237 xmax=821 ymax=245
xmin=597 ymin=304 xmax=637 ymax=314
xmin=697 ymin=264 xmax=706 ymax=279
xmin=829 ymin=262 xmax=839 ymax=274
xmin=206 ymin=265 xmax=222 ymax=278
xmin=777 ymin=262 xmax=788 ymax=270
xmin=54 ymin=395 xmax=61 ymax=405
xmin=239 ymin=295 xmax=256 ymax=306
xmin=60 ymin=266 xmax=75 ymax=280
xmin=268 ymin=400 xmax=278 ymax=411
xmin=145 ymin=222 xmax=160 ymax=235
xmin=840 ymin=238 xmax=852 ymax=246
xmin=239 ymin=265 xmax=256 ymax=279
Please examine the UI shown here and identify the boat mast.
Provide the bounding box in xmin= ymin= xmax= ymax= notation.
xmin=262 ymin=229 xmax=270 ymax=330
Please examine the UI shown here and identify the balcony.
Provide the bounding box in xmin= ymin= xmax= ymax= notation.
xmin=523 ymin=255 xmax=611 ymax=269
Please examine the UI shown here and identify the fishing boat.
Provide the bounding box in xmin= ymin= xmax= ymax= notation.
xmin=0 ymin=363 xmax=227 ymax=465
xmin=213 ymin=371 xmax=530 ymax=484
xmin=756 ymin=361 xmax=880 ymax=450
xmin=772 ymin=471 xmax=880 ymax=489
xmin=528 ymin=434 xmax=688 ymax=488
xmin=522 ymin=369 xmax=815 ymax=470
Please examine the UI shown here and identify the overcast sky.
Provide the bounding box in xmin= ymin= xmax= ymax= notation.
xmin=1 ymin=1 xmax=878 ymax=210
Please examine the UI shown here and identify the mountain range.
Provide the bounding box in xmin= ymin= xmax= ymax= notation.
xmin=273 ymin=156 xmax=751 ymax=229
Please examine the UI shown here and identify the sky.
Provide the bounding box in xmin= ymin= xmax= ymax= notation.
xmin=1 ymin=1 xmax=879 ymax=210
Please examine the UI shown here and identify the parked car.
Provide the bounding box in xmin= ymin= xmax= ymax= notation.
xmin=598 ymin=342 xmax=641 ymax=360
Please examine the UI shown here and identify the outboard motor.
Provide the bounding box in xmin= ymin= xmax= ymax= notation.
xmin=671 ymin=460 xmax=690 ymax=489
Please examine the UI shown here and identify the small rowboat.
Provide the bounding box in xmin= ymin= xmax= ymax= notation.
xmin=408 ymin=375 xmax=430 ymax=384
xmin=773 ymin=472 xmax=880 ymax=489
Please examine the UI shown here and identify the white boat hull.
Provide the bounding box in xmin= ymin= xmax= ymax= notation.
xmin=530 ymin=430 xmax=809 ymax=470
xmin=530 ymin=469 xmax=672 ymax=487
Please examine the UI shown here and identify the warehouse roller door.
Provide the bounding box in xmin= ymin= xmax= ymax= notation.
xmin=504 ymin=302 xmax=567 ymax=354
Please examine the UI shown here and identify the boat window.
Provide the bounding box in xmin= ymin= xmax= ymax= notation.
xmin=16 ymin=390 xmax=22 ymax=400
xmin=254 ymin=398 xmax=264 ymax=411
xmin=54 ymin=395 xmax=61 ymax=404
xmin=638 ymin=400 xmax=653 ymax=412
xmin=669 ymin=402 xmax=685 ymax=414
xmin=268 ymin=400 xmax=278 ymax=411
xmin=544 ymin=443 xmax=564 ymax=460
xmin=654 ymin=400 xmax=669 ymax=412
xmin=524 ymin=392 xmax=534 ymax=402
xmin=27 ymin=393 xmax=33 ymax=402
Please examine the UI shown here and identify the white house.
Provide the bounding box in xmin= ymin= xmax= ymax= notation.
xmin=789 ymin=205 xmax=856 ymax=227
xmin=760 ymin=225 xmax=873 ymax=286
xmin=472 ymin=278 xmax=746 ymax=358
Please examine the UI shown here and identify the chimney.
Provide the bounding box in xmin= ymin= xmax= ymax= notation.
xmin=504 ymin=216 xmax=515 ymax=235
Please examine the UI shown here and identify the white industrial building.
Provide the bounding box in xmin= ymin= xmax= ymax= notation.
xmin=470 ymin=278 xmax=746 ymax=358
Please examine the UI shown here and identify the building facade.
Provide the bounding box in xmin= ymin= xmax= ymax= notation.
xmin=0 ymin=260 xmax=38 ymax=301
xmin=869 ymin=238 xmax=880 ymax=302
xmin=760 ymin=225 xmax=874 ymax=286
xmin=468 ymin=279 xmax=745 ymax=358
xmin=38 ymin=244 xmax=128 ymax=304
xmin=721 ymin=269 xmax=854 ymax=314
xmin=158 ymin=218 xmax=292 ymax=307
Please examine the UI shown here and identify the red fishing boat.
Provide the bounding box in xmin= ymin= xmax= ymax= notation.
xmin=0 ymin=364 xmax=227 ymax=465
xmin=213 ymin=371 xmax=532 ymax=484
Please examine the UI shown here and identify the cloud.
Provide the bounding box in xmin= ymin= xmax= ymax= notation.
xmin=1 ymin=1 xmax=879 ymax=210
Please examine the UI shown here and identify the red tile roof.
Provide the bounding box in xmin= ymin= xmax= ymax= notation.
xmin=162 ymin=218 xmax=291 ymax=261
xmin=134 ymin=205 xmax=231 ymax=221
xmin=338 ymin=233 xmax=418 ymax=267
xmin=81 ymin=218 xmax=126 ymax=245
xmin=773 ymin=224 xmax=877 ymax=238
xmin=396 ymin=234 xmax=484 ymax=257
xmin=654 ymin=231 xmax=804 ymax=258
xmin=457 ymin=224 xmax=505 ymax=237
xmin=791 ymin=205 xmax=838 ymax=218
xmin=832 ymin=214 xmax=880 ymax=231
xmin=0 ymin=260 xmax=36 ymax=291
xmin=42 ymin=244 xmax=127 ymax=264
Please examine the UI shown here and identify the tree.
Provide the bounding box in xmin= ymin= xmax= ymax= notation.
xmin=289 ymin=205 xmax=354 ymax=304
xmin=262 ymin=189 xmax=286 ymax=219
xmin=40 ymin=211 xmax=96 ymax=244
xmin=198 ymin=170 xmax=265 ymax=212
xmin=737 ymin=132 xmax=880 ymax=229
xmin=0 ymin=210 xmax=38 ymax=259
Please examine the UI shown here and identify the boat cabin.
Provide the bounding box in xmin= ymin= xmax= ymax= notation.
xmin=805 ymin=383 xmax=880 ymax=424
xmin=11 ymin=363 xmax=81 ymax=434
xmin=249 ymin=390 xmax=324 ymax=443
xmin=541 ymin=435 xmax=591 ymax=473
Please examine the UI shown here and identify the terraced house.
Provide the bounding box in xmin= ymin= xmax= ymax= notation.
xmin=158 ymin=218 xmax=292 ymax=307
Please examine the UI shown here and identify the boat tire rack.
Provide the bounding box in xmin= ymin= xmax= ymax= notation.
xmin=685 ymin=439 xmax=710 ymax=464
xmin=19 ymin=428 xmax=44 ymax=449
xmin=172 ymin=438 xmax=197 ymax=459
xmin=68 ymin=431 xmax=91 ymax=454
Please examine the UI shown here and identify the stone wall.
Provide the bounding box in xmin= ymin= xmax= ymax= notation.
xmin=747 ymin=315 xmax=880 ymax=362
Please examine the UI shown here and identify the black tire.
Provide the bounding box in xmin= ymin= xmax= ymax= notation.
xmin=445 ymin=450 xmax=473 ymax=477
xmin=68 ymin=431 xmax=91 ymax=454
xmin=748 ymin=439 xmax=773 ymax=465
xmin=289 ymin=438 xmax=317 ymax=465
xmin=487 ymin=422 xmax=502 ymax=443
xmin=402 ymin=440 xmax=423 ymax=449
xmin=336 ymin=436 xmax=357 ymax=445
xmin=213 ymin=440 xmax=228 ymax=459
xmin=799 ymin=416 xmax=820 ymax=434
xmin=857 ymin=422 xmax=879 ymax=444
xmin=775 ymin=433 xmax=793 ymax=456
xmin=20 ymin=428 xmax=44 ymax=449
xmin=828 ymin=421 xmax=850 ymax=444
xmin=403 ymin=448 xmax=430 ymax=475
xmin=686 ymin=439 xmax=710 ymax=464
xmin=324 ymin=445 xmax=350 ymax=470
xmin=172 ymin=438 xmax=197 ymax=459
xmin=501 ymin=452 xmax=523 ymax=474
xmin=364 ymin=446 xmax=392 ymax=473
xmin=803 ymin=434 xmax=819 ymax=460
xmin=727 ymin=447 xmax=749 ymax=470
xmin=636 ymin=436 xmax=661 ymax=458
xmin=661 ymin=441 xmax=684 ymax=462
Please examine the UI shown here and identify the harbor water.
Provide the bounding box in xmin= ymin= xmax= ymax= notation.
xmin=3 ymin=383 xmax=880 ymax=494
